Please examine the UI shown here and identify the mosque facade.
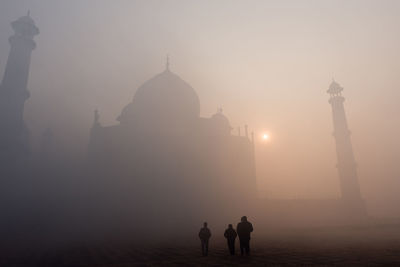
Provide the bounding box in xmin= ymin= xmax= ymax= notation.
xmin=87 ymin=61 xmax=257 ymax=229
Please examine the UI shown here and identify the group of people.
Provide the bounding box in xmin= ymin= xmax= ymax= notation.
xmin=198 ymin=216 xmax=254 ymax=256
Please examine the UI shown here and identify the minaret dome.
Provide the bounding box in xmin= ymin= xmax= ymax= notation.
xmin=11 ymin=12 xmax=39 ymax=38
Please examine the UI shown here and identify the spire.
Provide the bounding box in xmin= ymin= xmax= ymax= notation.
xmin=27 ymin=10 xmax=30 ymax=16
xmin=93 ymin=109 xmax=100 ymax=126
xmin=166 ymin=54 xmax=170 ymax=71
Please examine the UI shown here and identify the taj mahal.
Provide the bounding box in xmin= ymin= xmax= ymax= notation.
xmin=0 ymin=13 xmax=367 ymax=238
xmin=87 ymin=59 xmax=257 ymax=231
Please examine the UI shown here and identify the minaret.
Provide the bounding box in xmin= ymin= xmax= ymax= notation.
xmin=88 ymin=109 xmax=102 ymax=158
xmin=0 ymin=12 xmax=39 ymax=162
xmin=91 ymin=109 xmax=102 ymax=131
xmin=165 ymin=54 xmax=170 ymax=71
xmin=327 ymin=80 xmax=365 ymax=214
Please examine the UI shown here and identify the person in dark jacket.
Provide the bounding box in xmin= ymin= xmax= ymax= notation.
xmin=236 ymin=216 xmax=253 ymax=255
xmin=198 ymin=222 xmax=211 ymax=256
xmin=224 ymin=224 xmax=237 ymax=255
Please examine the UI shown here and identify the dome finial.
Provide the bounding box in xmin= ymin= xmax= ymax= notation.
xmin=27 ymin=10 xmax=30 ymax=16
xmin=166 ymin=54 xmax=170 ymax=71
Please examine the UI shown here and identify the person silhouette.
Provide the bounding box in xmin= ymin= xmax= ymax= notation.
xmin=198 ymin=222 xmax=211 ymax=256
xmin=224 ymin=224 xmax=237 ymax=255
xmin=236 ymin=216 xmax=253 ymax=255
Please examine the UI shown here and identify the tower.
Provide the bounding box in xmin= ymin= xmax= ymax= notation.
xmin=328 ymin=80 xmax=365 ymax=214
xmin=0 ymin=12 xmax=39 ymax=164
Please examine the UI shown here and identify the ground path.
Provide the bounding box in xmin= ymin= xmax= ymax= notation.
xmin=2 ymin=224 xmax=400 ymax=266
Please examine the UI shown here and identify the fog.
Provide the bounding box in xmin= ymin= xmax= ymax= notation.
xmin=0 ymin=0 xmax=400 ymax=246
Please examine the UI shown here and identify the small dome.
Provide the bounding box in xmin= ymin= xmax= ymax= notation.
xmin=117 ymin=69 xmax=200 ymax=128
xmin=210 ymin=109 xmax=232 ymax=136
xmin=327 ymin=80 xmax=343 ymax=95
xmin=211 ymin=109 xmax=232 ymax=129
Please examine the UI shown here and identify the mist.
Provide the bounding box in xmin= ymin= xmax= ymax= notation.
xmin=1 ymin=0 xmax=400 ymax=265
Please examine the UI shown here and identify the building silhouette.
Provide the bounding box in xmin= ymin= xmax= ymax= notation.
xmin=87 ymin=60 xmax=257 ymax=232
xmin=328 ymin=80 xmax=366 ymax=214
xmin=0 ymin=12 xmax=39 ymax=167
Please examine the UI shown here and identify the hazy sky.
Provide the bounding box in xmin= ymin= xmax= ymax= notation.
xmin=0 ymin=0 xmax=399 ymax=214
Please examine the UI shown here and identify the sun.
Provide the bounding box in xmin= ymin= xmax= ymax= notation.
xmin=262 ymin=133 xmax=269 ymax=140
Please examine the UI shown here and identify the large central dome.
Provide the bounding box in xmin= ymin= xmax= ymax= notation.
xmin=117 ymin=67 xmax=200 ymax=128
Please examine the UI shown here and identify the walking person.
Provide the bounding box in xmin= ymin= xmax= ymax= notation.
xmin=236 ymin=216 xmax=253 ymax=255
xmin=198 ymin=222 xmax=211 ymax=256
xmin=224 ymin=224 xmax=237 ymax=255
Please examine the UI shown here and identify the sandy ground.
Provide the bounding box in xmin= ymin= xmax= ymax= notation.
xmin=2 ymin=224 xmax=400 ymax=266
